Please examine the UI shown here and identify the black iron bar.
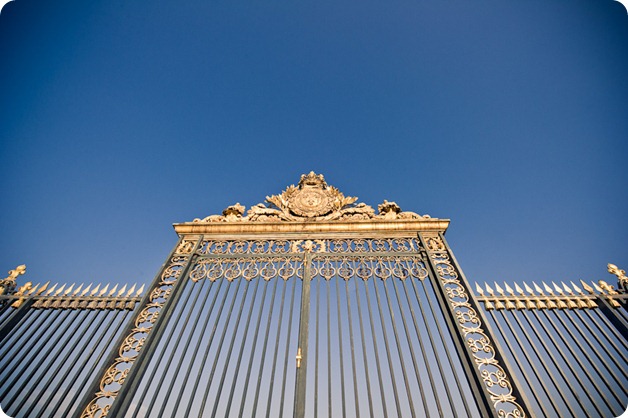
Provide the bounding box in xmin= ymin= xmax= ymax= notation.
xmin=57 ymin=309 xmax=133 ymax=418
xmin=416 ymin=278 xmax=473 ymax=417
xmin=137 ymin=277 xmax=207 ymax=417
xmin=0 ymin=307 xmax=59 ymax=371
xmin=237 ymin=277 xmax=271 ymax=417
xmin=6 ymin=308 xmax=84 ymax=416
xmin=335 ymin=276 xmax=348 ymax=418
xmin=263 ymin=277 xmax=289 ymax=418
xmin=511 ymin=310 xmax=580 ymax=417
xmin=541 ymin=310 xmax=617 ymax=413
xmin=0 ymin=308 xmax=73 ymax=400
xmin=196 ymin=277 xmax=244 ymax=418
xmin=381 ymin=276 xmax=417 ymax=417
xmin=345 ymin=276 xmax=361 ymax=418
xmin=585 ymin=309 xmax=628 ymax=364
xmin=30 ymin=308 xmax=110 ymax=418
xmin=250 ymin=276 xmax=281 ymax=416
xmin=363 ymin=276 xmax=389 ymax=418
xmin=150 ymin=277 xmax=209 ymax=416
xmin=553 ymin=309 xmax=625 ymax=406
xmin=556 ymin=315 xmax=623 ymax=392
xmin=390 ymin=275 xmax=429 ymax=416
xmin=314 ymin=274 xmax=321 ymax=418
xmin=528 ymin=310 xmax=602 ymax=417
xmin=353 ymin=277 xmax=375 ymax=418
xmin=277 ymin=274 xmax=298 ymax=418
xmin=372 ymin=276 xmax=403 ymax=417
xmin=0 ymin=298 xmax=35 ymax=345
xmin=224 ymin=276 xmax=263 ymax=417
xmin=404 ymin=278 xmax=446 ymax=417
xmin=573 ymin=309 xmax=627 ymax=377
xmin=498 ymin=310 xmax=562 ymax=416
xmin=199 ymin=277 xmax=247 ymax=417
xmin=180 ymin=277 xmax=228 ymax=418
xmin=294 ymin=253 xmax=312 ymax=418
xmin=488 ymin=310 xmax=551 ymax=416
xmin=326 ymin=277 xmax=333 ymax=418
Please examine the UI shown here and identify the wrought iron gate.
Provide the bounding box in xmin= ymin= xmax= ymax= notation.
xmin=1 ymin=172 xmax=626 ymax=418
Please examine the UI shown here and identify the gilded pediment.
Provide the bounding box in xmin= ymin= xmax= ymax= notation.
xmin=193 ymin=172 xmax=429 ymax=223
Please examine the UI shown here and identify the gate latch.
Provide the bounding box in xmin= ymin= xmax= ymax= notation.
xmin=296 ymin=348 xmax=302 ymax=368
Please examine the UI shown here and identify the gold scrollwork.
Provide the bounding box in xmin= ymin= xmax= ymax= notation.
xmin=423 ymin=234 xmax=526 ymax=418
xmin=80 ymin=250 xmax=194 ymax=418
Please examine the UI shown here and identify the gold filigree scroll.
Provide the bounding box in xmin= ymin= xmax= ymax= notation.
xmin=608 ymin=263 xmax=628 ymax=291
xmin=193 ymin=172 xmax=431 ymax=223
xmin=421 ymin=233 xmax=526 ymax=418
xmin=80 ymin=241 xmax=196 ymax=418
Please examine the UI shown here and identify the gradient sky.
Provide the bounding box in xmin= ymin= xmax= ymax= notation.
xmin=1 ymin=0 xmax=626 ymax=291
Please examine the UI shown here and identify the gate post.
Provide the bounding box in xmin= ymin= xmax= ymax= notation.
xmin=73 ymin=235 xmax=202 ymax=418
xmin=418 ymin=231 xmax=532 ymax=418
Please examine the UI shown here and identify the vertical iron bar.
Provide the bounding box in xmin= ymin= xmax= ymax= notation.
xmin=237 ymin=277 xmax=271 ymax=417
xmin=363 ymin=276 xmax=389 ymax=418
xmin=56 ymin=309 xmax=134 ymax=418
xmin=404 ymin=277 xmax=447 ymax=417
xmin=381 ymin=276 xmax=416 ymax=417
xmin=6 ymin=309 xmax=83 ymax=416
xmin=293 ymin=252 xmax=312 ymax=418
xmin=498 ymin=310 xmax=562 ymax=416
xmin=278 ymin=269 xmax=298 ymax=418
xmin=29 ymin=308 xmax=111 ymax=418
xmin=594 ymin=296 xmax=628 ymax=340
xmin=345 ymin=275 xmax=361 ymax=418
xmin=0 ymin=301 xmax=40 ymax=357
xmin=0 ymin=307 xmax=64 ymax=379
xmin=552 ymin=310 xmax=624 ymax=405
xmin=354 ymin=276 xmax=375 ymax=418
xmin=171 ymin=277 xmax=223 ymax=416
xmin=181 ymin=276 xmax=229 ymax=418
xmin=314 ymin=273 xmax=321 ymax=418
xmin=224 ymin=276 xmax=263 ymax=416
xmin=0 ymin=308 xmax=73 ymax=399
xmin=510 ymin=309 xmax=580 ymax=416
xmin=573 ymin=309 xmax=628 ymax=377
xmin=528 ymin=309 xmax=603 ymax=417
xmin=326 ymin=277 xmax=333 ymax=418
xmin=540 ymin=310 xmax=617 ymax=413
xmin=390 ymin=274 xmax=430 ymax=416
xmin=372 ymin=276 xmax=402 ymax=416
xmin=335 ymin=275 xmax=348 ymax=418
xmin=197 ymin=276 xmax=244 ymax=417
xmin=584 ymin=309 xmax=628 ymax=364
xmin=208 ymin=277 xmax=259 ymax=417
xmin=0 ymin=298 xmax=35 ymax=345
xmin=250 ymin=276 xmax=280 ymax=416
xmin=146 ymin=275 xmax=209 ymax=417
xmin=263 ymin=277 xmax=289 ymax=418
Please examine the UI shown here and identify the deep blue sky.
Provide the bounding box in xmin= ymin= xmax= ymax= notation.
xmin=1 ymin=0 xmax=626 ymax=290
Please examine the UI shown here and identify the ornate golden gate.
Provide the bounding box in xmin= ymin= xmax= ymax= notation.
xmin=0 ymin=172 xmax=626 ymax=418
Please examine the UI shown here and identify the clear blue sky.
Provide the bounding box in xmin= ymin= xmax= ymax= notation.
xmin=1 ymin=0 xmax=626 ymax=290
